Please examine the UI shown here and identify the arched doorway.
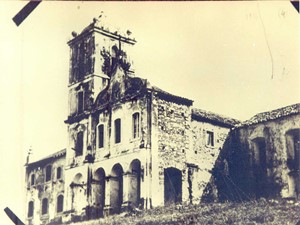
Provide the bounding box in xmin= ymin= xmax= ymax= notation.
xmin=252 ymin=137 xmax=267 ymax=198
xmin=128 ymin=159 xmax=141 ymax=209
xmin=164 ymin=167 xmax=182 ymax=205
xmin=286 ymin=129 xmax=300 ymax=198
xmin=110 ymin=164 xmax=123 ymax=214
xmin=93 ymin=168 xmax=105 ymax=218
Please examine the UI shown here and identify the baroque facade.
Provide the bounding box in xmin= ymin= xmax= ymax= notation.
xmin=25 ymin=18 xmax=300 ymax=225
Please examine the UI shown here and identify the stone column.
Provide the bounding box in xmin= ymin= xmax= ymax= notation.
xmin=121 ymin=172 xmax=133 ymax=212
xmin=103 ymin=177 xmax=111 ymax=216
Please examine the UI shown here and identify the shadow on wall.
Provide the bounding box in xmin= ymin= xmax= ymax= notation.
xmin=201 ymin=129 xmax=284 ymax=203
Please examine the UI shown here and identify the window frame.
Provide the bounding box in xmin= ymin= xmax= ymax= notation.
xmin=45 ymin=165 xmax=52 ymax=182
xmin=56 ymin=194 xmax=64 ymax=213
xmin=56 ymin=167 xmax=62 ymax=180
xmin=206 ymin=131 xmax=214 ymax=147
xmin=28 ymin=201 xmax=34 ymax=218
xmin=132 ymin=112 xmax=140 ymax=139
xmin=30 ymin=173 xmax=35 ymax=186
xmin=41 ymin=198 xmax=49 ymax=215
xmin=75 ymin=131 xmax=84 ymax=156
xmin=77 ymin=91 xmax=84 ymax=114
xmin=97 ymin=124 xmax=105 ymax=149
xmin=114 ymin=118 xmax=121 ymax=144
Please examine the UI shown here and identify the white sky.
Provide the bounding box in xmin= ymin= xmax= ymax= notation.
xmin=0 ymin=1 xmax=299 ymax=224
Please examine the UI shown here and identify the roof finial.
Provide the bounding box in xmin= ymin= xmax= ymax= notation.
xmin=93 ymin=11 xmax=105 ymax=24
xmin=26 ymin=146 xmax=32 ymax=165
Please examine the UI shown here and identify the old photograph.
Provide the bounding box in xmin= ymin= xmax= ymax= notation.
xmin=0 ymin=1 xmax=299 ymax=224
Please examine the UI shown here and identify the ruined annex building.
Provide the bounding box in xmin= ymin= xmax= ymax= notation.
xmin=25 ymin=18 xmax=300 ymax=225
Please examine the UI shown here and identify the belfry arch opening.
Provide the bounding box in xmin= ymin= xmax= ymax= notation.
xmin=93 ymin=168 xmax=106 ymax=218
xmin=164 ymin=167 xmax=182 ymax=205
xmin=110 ymin=164 xmax=123 ymax=214
xmin=128 ymin=159 xmax=141 ymax=209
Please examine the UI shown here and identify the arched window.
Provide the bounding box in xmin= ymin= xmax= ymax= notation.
xmin=75 ymin=131 xmax=84 ymax=156
xmin=31 ymin=174 xmax=35 ymax=186
xmin=57 ymin=167 xmax=62 ymax=180
xmin=45 ymin=165 xmax=52 ymax=182
xmin=42 ymin=198 xmax=48 ymax=215
xmin=28 ymin=201 xmax=34 ymax=217
xmin=57 ymin=195 xmax=64 ymax=213
xmin=114 ymin=119 xmax=121 ymax=144
xmin=97 ymin=124 xmax=104 ymax=148
xmin=132 ymin=113 xmax=140 ymax=139
xmin=77 ymin=91 xmax=84 ymax=114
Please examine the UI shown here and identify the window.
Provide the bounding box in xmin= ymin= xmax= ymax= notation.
xmin=75 ymin=131 xmax=84 ymax=156
xmin=206 ymin=131 xmax=214 ymax=146
xmin=97 ymin=124 xmax=104 ymax=148
xmin=57 ymin=195 xmax=64 ymax=213
xmin=42 ymin=198 xmax=48 ymax=215
xmin=132 ymin=113 xmax=140 ymax=139
xmin=77 ymin=91 xmax=84 ymax=114
xmin=57 ymin=167 xmax=62 ymax=180
xmin=28 ymin=201 xmax=34 ymax=217
xmin=31 ymin=174 xmax=35 ymax=186
xmin=114 ymin=119 xmax=121 ymax=144
xmin=45 ymin=165 xmax=52 ymax=182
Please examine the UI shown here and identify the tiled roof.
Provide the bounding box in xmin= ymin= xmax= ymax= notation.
xmin=149 ymin=85 xmax=193 ymax=106
xmin=192 ymin=108 xmax=240 ymax=127
xmin=239 ymin=103 xmax=300 ymax=127
xmin=27 ymin=149 xmax=66 ymax=167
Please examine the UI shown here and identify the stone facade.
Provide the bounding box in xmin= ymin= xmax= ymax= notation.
xmin=24 ymin=17 xmax=300 ymax=225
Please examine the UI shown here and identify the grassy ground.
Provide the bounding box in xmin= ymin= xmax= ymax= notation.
xmin=69 ymin=199 xmax=300 ymax=225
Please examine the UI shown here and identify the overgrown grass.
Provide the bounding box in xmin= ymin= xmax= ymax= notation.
xmin=68 ymin=199 xmax=300 ymax=225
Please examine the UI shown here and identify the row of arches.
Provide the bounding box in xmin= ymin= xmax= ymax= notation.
xmin=70 ymin=162 xmax=183 ymax=217
xmin=251 ymin=128 xmax=300 ymax=198
xmin=27 ymin=195 xmax=64 ymax=218
xmin=71 ymin=159 xmax=142 ymax=217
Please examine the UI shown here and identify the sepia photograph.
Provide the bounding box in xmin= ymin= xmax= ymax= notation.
xmin=0 ymin=1 xmax=299 ymax=224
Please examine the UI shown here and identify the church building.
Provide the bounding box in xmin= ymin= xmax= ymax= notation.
xmin=25 ymin=18 xmax=299 ymax=225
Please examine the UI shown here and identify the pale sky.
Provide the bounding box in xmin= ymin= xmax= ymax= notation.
xmin=0 ymin=1 xmax=299 ymax=224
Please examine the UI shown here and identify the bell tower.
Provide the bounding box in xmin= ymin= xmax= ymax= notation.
xmin=65 ymin=16 xmax=136 ymax=165
xmin=66 ymin=17 xmax=136 ymax=120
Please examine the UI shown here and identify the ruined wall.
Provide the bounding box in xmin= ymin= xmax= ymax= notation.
xmin=189 ymin=120 xmax=231 ymax=203
xmin=26 ymin=156 xmax=65 ymax=225
xmin=151 ymin=95 xmax=191 ymax=206
xmin=222 ymin=114 xmax=300 ymax=200
xmin=63 ymin=163 xmax=88 ymax=223
xmin=238 ymin=114 xmax=300 ymax=198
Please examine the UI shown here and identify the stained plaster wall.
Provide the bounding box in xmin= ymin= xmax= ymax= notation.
xmin=234 ymin=114 xmax=300 ymax=198
xmin=63 ymin=163 xmax=88 ymax=218
xmin=26 ymin=156 xmax=65 ymax=225
xmin=93 ymin=95 xmax=148 ymax=160
xmin=65 ymin=87 xmax=152 ymax=217
xmin=89 ymin=95 xmax=151 ymax=210
xmin=189 ymin=120 xmax=231 ymax=203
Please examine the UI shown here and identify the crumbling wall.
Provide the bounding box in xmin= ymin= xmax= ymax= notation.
xmin=218 ymin=114 xmax=300 ymax=201
xmin=152 ymin=96 xmax=191 ymax=204
xmin=189 ymin=120 xmax=231 ymax=203
xmin=26 ymin=156 xmax=65 ymax=225
xmin=93 ymin=96 xmax=148 ymax=160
